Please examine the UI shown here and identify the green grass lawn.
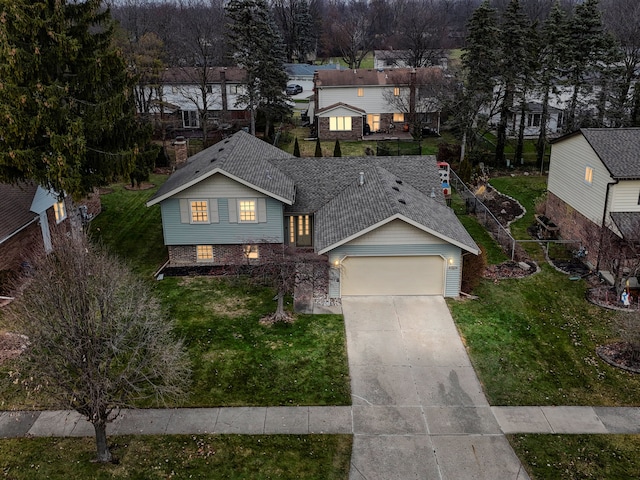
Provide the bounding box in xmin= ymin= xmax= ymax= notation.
xmin=0 ymin=175 xmax=350 ymax=409
xmin=451 ymin=174 xmax=640 ymax=479
xmin=510 ymin=434 xmax=640 ymax=480
xmin=0 ymin=434 xmax=352 ymax=479
xmin=282 ymin=126 xmax=444 ymax=157
xmin=159 ymin=276 xmax=350 ymax=407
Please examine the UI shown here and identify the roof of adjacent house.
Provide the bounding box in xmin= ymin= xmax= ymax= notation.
xmin=160 ymin=67 xmax=248 ymax=85
xmin=610 ymin=212 xmax=640 ymax=240
xmin=314 ymin=67 xmax=443 ymax=87
xmin=148 ymin=130 xmax=479 ymax=255
xmin=147 ymin=131 xmax=296 ymax=206
xmin=316 ymin=102 xmax=367 ymax=115
xmin=0 ymin=183 xmax=39 ymax=244
xmin=284 ymin=63 xmax=345 ymax=77
xmin=554 ymin=128 xmax=640 ymax=179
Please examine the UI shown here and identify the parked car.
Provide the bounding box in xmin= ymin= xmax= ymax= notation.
xmin=286 ymin=84 xmax=303 ymax=95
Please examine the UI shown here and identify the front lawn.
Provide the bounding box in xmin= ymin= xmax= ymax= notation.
xmin=158 ymin=276 xmax=350 ymax=407
xmin=0 ymin=176 xmax=350 ymax=409
xmin=0 ymin=434 xmax=352 ymax=479
xmin=451 ymin=174 xmax=640 ymax=479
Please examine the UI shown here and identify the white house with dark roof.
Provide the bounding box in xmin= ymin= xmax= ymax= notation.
xmin=147 ymin=130 xmax=478 ymax=298
xmin=546 ymin=128 xmax=640 ymax=278
xmin=313 ymin=67 xmax=444 ymax=141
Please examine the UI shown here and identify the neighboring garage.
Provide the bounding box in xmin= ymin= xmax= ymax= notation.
xmin=340 ymin=255 xmax=444 ymax=296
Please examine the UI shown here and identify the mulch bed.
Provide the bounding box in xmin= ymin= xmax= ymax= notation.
xmin=597 ymin=342 xmax=640 ymax=374
xmin=473 ymin=185 xmax=524 ymax=227
xmin=483 ymin=260 xmax=537 ymax=280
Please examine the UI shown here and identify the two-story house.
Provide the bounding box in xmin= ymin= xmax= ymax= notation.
xmin=313 ymin=67 xmax=444 ymax=141
xmin=545 ymin=128 xmax=640 ymax=280
xmin=149 ymin=67 xmax=250 ymax=136
xmin=147 ymin=130 xmax=479 ymax=298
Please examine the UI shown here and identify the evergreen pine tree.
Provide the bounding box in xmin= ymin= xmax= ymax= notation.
xmin=333 ymin=139 xmax=342 ymax=157
xmin=458 ymin=1 xmax=501 ymax=161
xmin=0 ymin=0 xmax=157 ymax=197
xmin=314 ymin=137 xmax=323 ymax=157
xmin=535 ymin=1 xmax=569 ymax=168
xmin=226 ymin=0 xmax=291 ymax=136
xmin=494 ymin=0 xmax=530 ymax=166
xmin=564 ymin=0 xmax=617 ymax=132
xmin=293 ymin=137 xmax=301 ymax=157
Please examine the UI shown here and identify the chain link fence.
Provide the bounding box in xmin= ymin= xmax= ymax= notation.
xmin=449 ymin=169 xmax=528 ymax=261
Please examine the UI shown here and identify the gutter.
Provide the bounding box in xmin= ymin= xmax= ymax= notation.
xmin=596 ymin=177 xmax=618 ymax=271
xmin=0 ymin=216 xmax=39 ymax=245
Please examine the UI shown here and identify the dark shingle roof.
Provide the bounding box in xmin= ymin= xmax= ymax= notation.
xmin=315 ymin=67 xmax=443 ymax=87
xmin=312 ymin=166 xmax=478 ymax=253
xmin=148 ymin=131 xmax=478 ymax=254
xmin=271 ymin=156 xmax=478 ymax=253
xmin=580 ymin=128 xmax=640 ymax=179
xmin=610 ymin=212 xmax=640 ymax=240
xmin=160 ymin=67 xmax=248 ymax=84
xmin=0 ymin=183 xmax=38 ymax=243
xmin=147 ymin=131 xmax=296 ymax=206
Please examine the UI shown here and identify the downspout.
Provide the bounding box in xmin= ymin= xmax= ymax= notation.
xmin=596 ymin=177 xmax=618 ymax=271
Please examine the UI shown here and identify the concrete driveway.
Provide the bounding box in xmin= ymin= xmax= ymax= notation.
xmin=342 ymin=296 xmax=529 ymax=480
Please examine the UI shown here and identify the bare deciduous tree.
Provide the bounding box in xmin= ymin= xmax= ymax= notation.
xmin=238 ymin=242 xmax=329 ymax=322
xmin=8 ymin=232 xmax=190 ymax=463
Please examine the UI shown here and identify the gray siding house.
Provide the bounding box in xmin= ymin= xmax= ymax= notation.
xmin=147 ymin=130 xmax=478 ymax=297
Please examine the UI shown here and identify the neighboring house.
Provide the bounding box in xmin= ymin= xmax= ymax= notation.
xmin=148 ymin=67 xmax=250 ymax=136
xmin=283 ymin=63 xmax=346 ymax=122
xmin=0 ymin=183 xmax=69 ymax=283
xmin=505 ymin=102 xmax=564 ymax=138
xmin=146 ymin=130 xmax=479 ymax=298
xmin=545 ymin=128 xmax=640 ymax=280
xmin=313 ymin=67 xmax=444 ymax=140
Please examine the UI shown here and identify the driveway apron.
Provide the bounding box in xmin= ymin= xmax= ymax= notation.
xmin=342 ymin=296 xmax=529 ymax=480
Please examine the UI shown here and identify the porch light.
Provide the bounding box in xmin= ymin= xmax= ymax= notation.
xmin=334 ymin=259 xmax=340 ymax=267
xmin=448 ymin=258 xmax=454 ymax=265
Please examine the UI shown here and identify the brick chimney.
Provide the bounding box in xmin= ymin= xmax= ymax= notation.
xmin=173 ymin=136 xmax=188 ymax=166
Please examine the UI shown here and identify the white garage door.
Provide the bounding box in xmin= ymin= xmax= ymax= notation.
xmin=341 ymin=256 xmax=444 ymax=296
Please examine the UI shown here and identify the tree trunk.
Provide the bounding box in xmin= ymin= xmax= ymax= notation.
xmin=276 ymin=290 xmax=285 ymax=318
xmin=515 ymin=97 xmax=526 ymax=164
xmin=93 ymin=422 xmax=112 ymax=463
xmin=536 ymin=84 xmax=550 ymax=169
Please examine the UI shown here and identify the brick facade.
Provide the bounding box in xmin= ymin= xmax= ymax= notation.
xmin=318 ymin=116 xmax=364 ymax=141
xmin=168 ymin=243 xmax=285 ymax=267
xmin=545 ymin=191 xmax=602 ymax=267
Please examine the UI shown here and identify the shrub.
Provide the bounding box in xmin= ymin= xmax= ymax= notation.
xmin=293 ymin=137 xmax=301 ymax=157
xmin=461 ymin=245 xmax=487 ymax=294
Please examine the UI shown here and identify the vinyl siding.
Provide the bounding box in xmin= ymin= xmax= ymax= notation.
xmin=327 ymin=244 xmax=461 ymax=297
xmin=317 ymin=86 xmax=393 ymax=113
xmin=161 ymin=197 xmax=284 ymax=245
xmin=176 ymin=173 xmax=266 ymax=199
xmin=347 ymin=219 xmax=448 ymax=246
xmin=548 ymin=134 xmax=613 ymax=226
xmin=317 ymin=106 xmax=364 ymax=117
xmin=610 ymin=180 xmax=640 ymax=212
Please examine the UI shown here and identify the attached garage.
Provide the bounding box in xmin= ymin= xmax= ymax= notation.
xmin=340 ymin=255 xmax=444 ymax=296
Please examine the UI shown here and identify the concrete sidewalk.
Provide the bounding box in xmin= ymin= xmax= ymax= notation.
xmin=1 ymin=405 xmax=640 ymax=439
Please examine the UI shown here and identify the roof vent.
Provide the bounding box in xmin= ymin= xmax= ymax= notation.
xmin=195 ymin=170 xmax=200 ymax=174
xmin=210 ymin=158 xmax=216 ymax=163
xmin=398 ymin=199 xmax=406 ymax=205
xmin=359 ymin=171 xmax=365 ymax=186
xmin=218 ymin=147 xmax=224 ymax=152
xmin=395 ymin=179 xmax=403 ymax=185
xmin=431 ymin=187 xmax=436 ymax=198
xmin=392 ymin=186 xmax=400 ymax=192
